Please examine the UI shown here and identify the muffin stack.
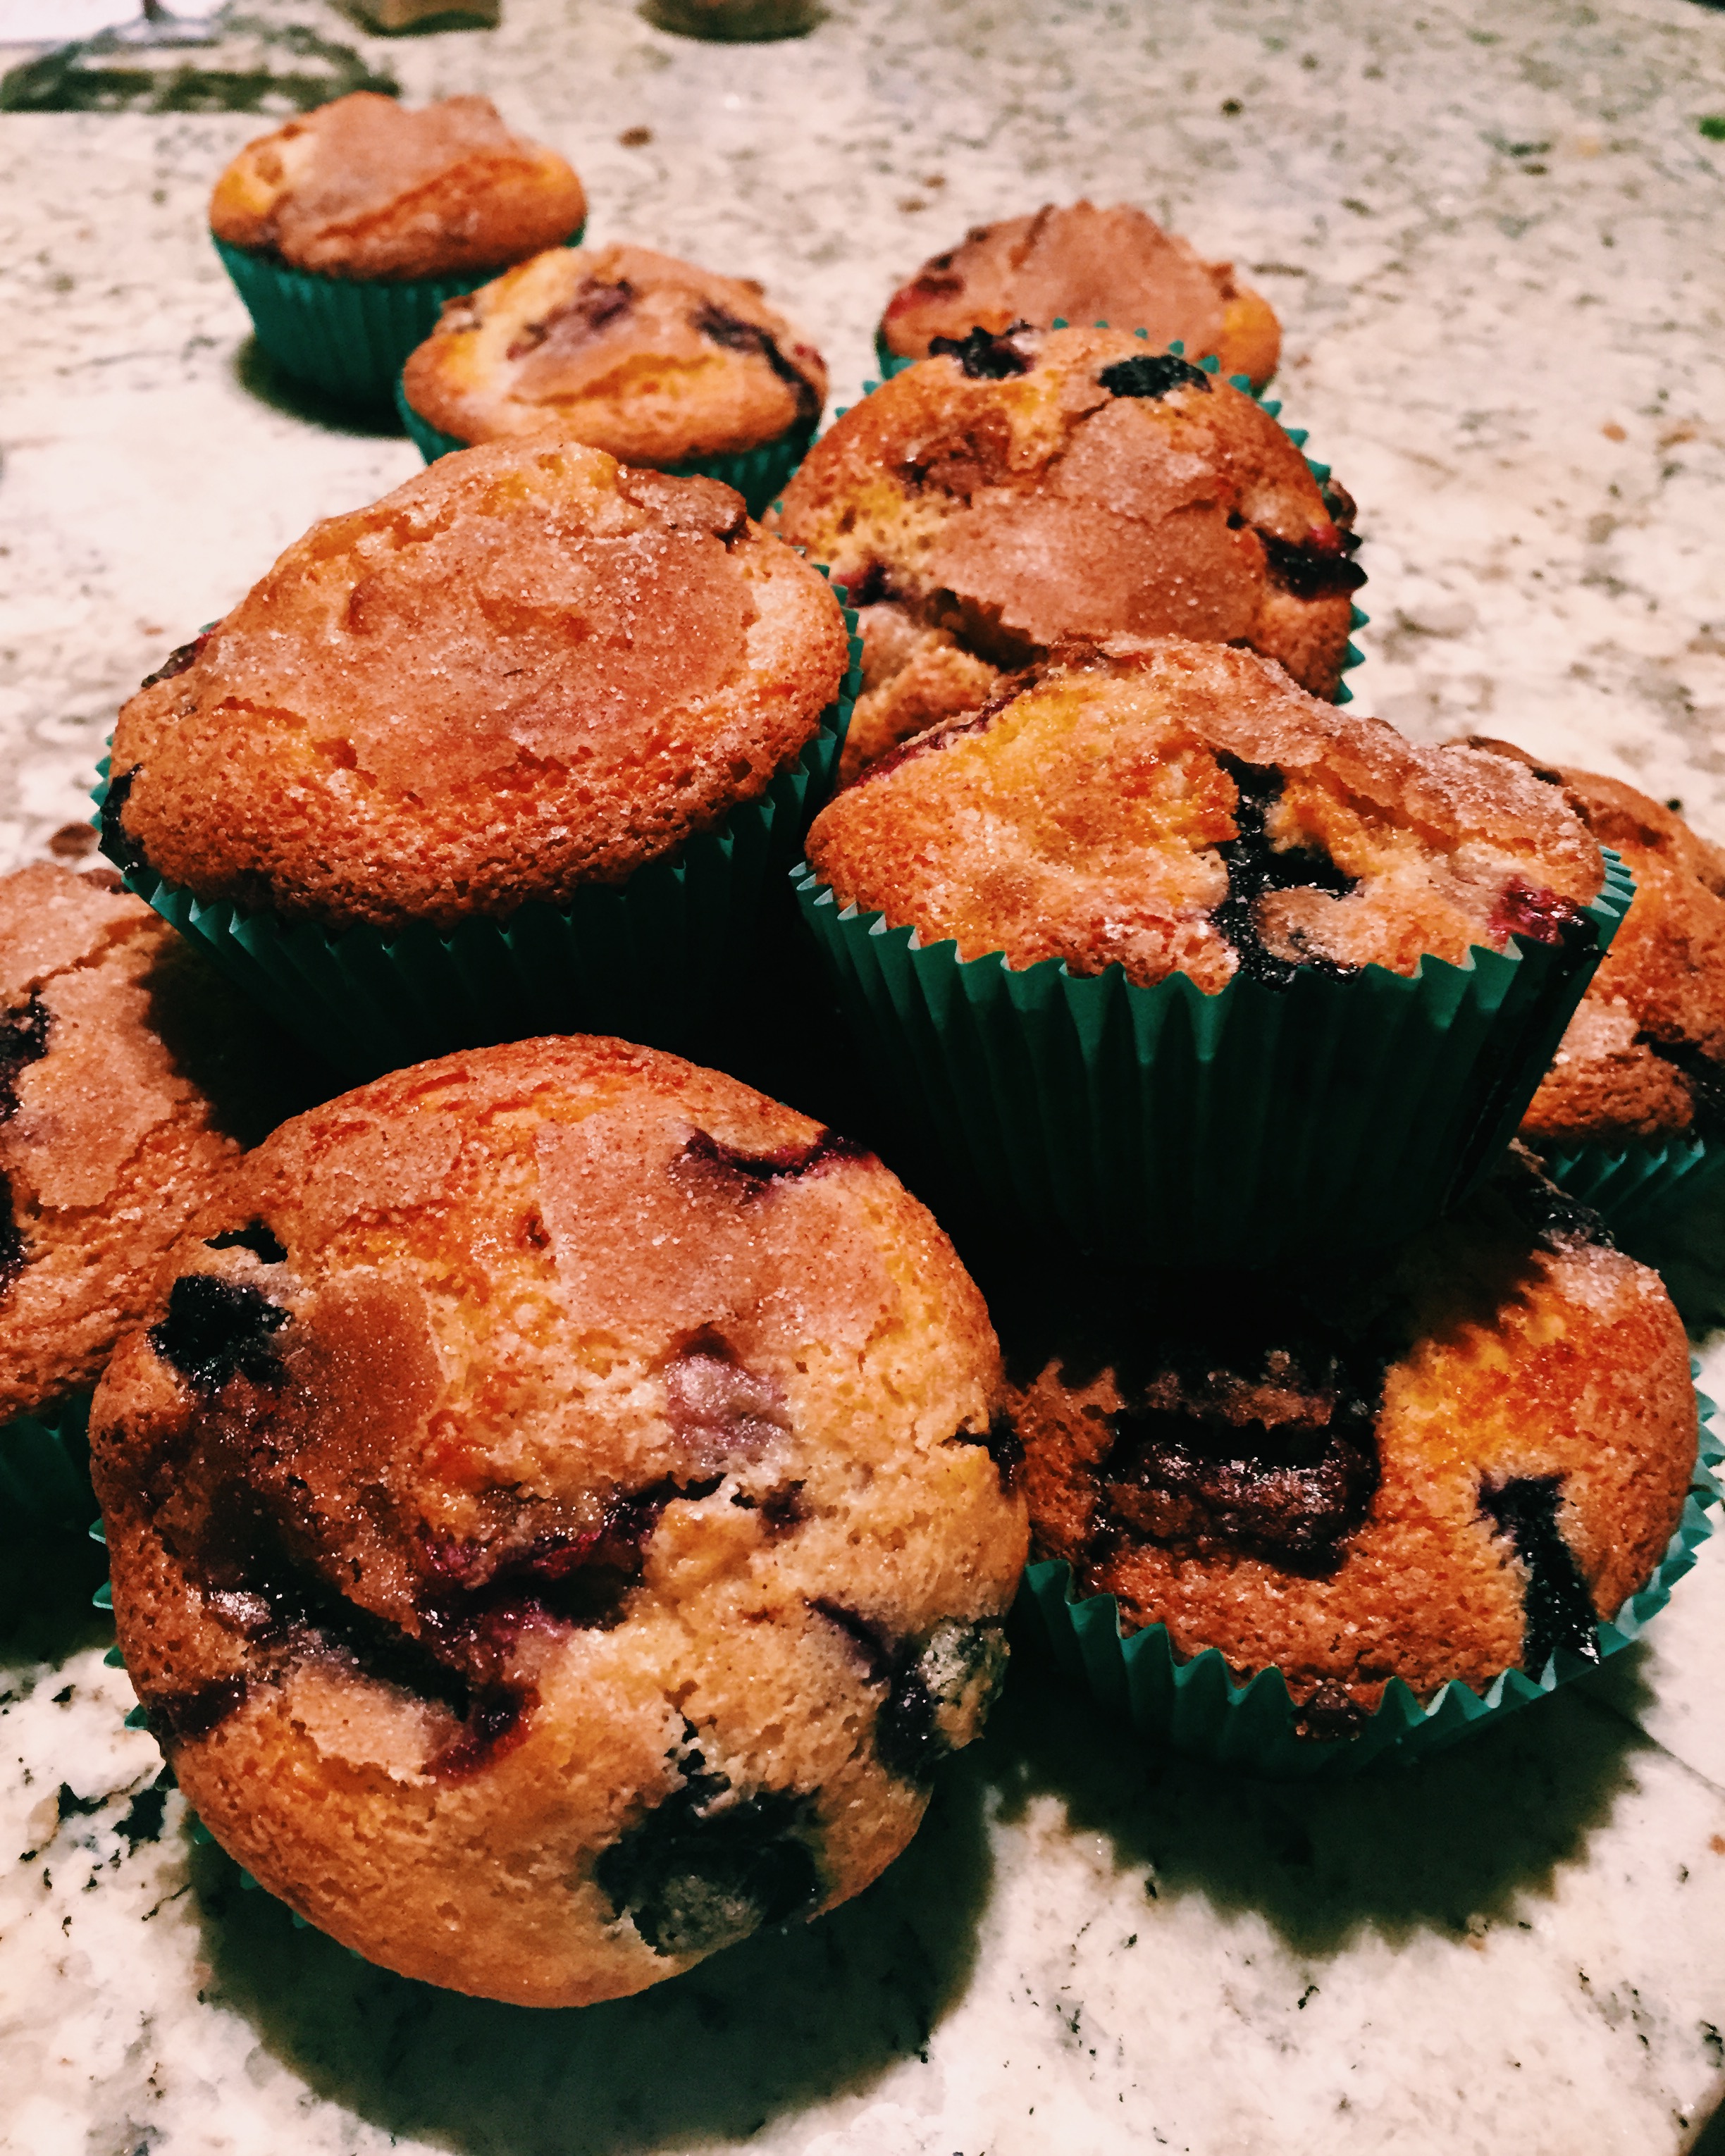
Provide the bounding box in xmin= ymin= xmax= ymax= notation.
xmin=18 ymin=123 xmax=1717 ymax=2014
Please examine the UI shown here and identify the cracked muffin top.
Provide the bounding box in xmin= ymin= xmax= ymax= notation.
xmin=0 ymin=865 xmax=319 ymax=1425
xmin=91 ymin=1035 xmax=1026 ymax=2006
xmin=104 ymin=442 xmax=849 ymax=933
xmin=879 ymin=202 xmax=1280 ymax=390
xmin=805 ymin=640 xmax=1606 ymax=995
xmin=401 ymin=243 xmax=828 ymax=462
xmin=1464 ymin=748 xmax=1725 ymax=1152
xmin=996 ymin=1153 xmax=1696 ymax=1735
xmin=209 ymin=92 xmax=586 ymax=283
xmin=773 ymin=322 xmax=1364 ymax=777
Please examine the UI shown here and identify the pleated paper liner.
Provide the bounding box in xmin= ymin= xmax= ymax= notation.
xmin=0 ymin=1390 xmax=92 ymax=1538
xmin=94 ymin=612 xmax=860 ymax=1083
xmin=792 ymin=850 xmax=1634 ymax=1268
xmin=1541 ymin=1132 xmax=1725 ymax=1244
xmin=1014 ymin=1377 xmax=1723 ymax=1781
xmin=392 ymin=374 xmax=819 ymax=521
xmin=843 ymin=325 xmax=1364 ymax=698
xmin=214 ymin=226 xmax=584 ymax=407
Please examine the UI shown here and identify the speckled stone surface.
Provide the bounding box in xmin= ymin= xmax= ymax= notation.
xmin=4 ymin=1 xmax=1725 ymax=2151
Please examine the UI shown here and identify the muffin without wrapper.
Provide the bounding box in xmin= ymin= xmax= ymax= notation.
xmin=0 ymin=865 xmax=321 ymax=1531
xmin=90 ymin=1036 xmax=1027 ymax=2006
xmin=1001 ymin=1152 xmax=1710 ymax=1773
xmin=209 ymin=92 xmax=586 ymax=402
xmin=399 ymin=242 xmax=827 ymax=515
xmin=877 ymin=202 xmax=1280 ymax=390
xmin=796 ymin=639 xmax=1631 ymax=1264
xmin=100 ymin=441 xmax=853 ymax=1077
xmin=773 ymin=323 xmax=1363 ymax=783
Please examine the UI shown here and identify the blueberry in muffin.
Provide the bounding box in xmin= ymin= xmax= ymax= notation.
xmin=879 ymin=202 xmax=1280 ymax=390
xmin=91 ymin=1037 xmax=1025 ymax=2005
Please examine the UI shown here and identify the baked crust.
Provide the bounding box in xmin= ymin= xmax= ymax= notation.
xmin=91 ymin=1036 xmax=1025 ymax=2006
xmin=402 ymin=242 xmax=827 ymax=462
xmin=106 ymin=445 xmax=848 ymax=932
xmin=209 ymin=92 xmax=586 ymax=284
xmin=808 ymin=640 xmax=1604 ymax=992
xmin=880 ymin=202 xmax=1280 ymax=390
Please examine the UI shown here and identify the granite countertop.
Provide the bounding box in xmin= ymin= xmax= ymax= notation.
xmin=4 ymin=2 xmax=1725 ymax=2150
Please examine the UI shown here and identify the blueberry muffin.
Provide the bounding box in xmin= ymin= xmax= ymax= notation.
xmin=0 ymin=864 xmax=314 ymax=1435
xmin=775 ymin=323 xmax=1362 ymax=777
xmin=209 ymin=92 xmax=586 ymax=284
xmin=807 ymin=641 xmax=1605 ymax=995
xmin=879 ymin=203 xmax=1280 ymax=390
xmin=104 ymin=442 xmax=848 ymax=934
xmin=90 ymin=1036 xmax=1026 ymax=2006
xmin=400 ymin=243 xmax=827 ymax=471
xmin=999 ymin=1155 xmax=1697 ymax=1735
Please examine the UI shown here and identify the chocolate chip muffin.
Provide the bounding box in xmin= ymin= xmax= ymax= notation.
xmin=1001 ymin=1155 xmax=1697 ymax=1735
xmin=775 ymin=323 xmax=1363 ymax=776
xmin=91 ymin=1037 xmax=1025 ymax=2006
xmin=0 ymin=864 xmax=314 ymax=1432
xmin=879 ymin=203 xmax=1280 ymax=390
xmin=400 ymin=243 xmax=827 ymax=469
xmin=807 ymin=641 xmax=1605 ymax=996
xmin=104 ymin=442 xmax=848 ymax=934
xmin=209 ymin=93 xmax=586 ymax=283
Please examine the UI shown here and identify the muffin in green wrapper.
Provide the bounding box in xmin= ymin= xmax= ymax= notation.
xmin=210 ymin=91 xmax=588 ymax=404
xmin=797 ymin=639 xmax=1630 ymax=1266
xmin=397 ymin=241 xmax=826 ymax=518
xmin=98 ymin=438 xmax=858 ymax=1082
xmin=989 ymin=1161 xmax=1719 ymax=1780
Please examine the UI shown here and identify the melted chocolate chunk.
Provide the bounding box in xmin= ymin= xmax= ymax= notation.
xmin=1256 ymin=528 xmax=1368 ymax=599
xmin=1638 ymin=1033 xmax=1725 ymax=1141
xmin=144 ymin=1675 xmax=249 ymax=1745
xmin=149 ymin=1275 xmax=289 ymax=1393
xmin=204 ymin=1221 xmax=288 ymax=1265
xmin=929 ymin=323 xmax=1032 ymax=380
xmin=0 ymin=1170 xmax=24 ymax=1293
xmin=0 ymin=993 xmax=51 ymax=1119
xmin=1098 ymin=351 xmax=1212 ymax=399
xmin=139 ymin=632 xmax=209 ymax=690
xmin=1213 ymin=756 xmax=1358 ymax=990
xmin=507 ymin=275 xmax=635 ymax=360
xmin=811 ymin=1603 xmax=1003 ymax=1785
xmin=1490 ymin=881 xmax=1592 ymax=948
xmin=594 ymin=1740 xmax=821 ymax=1957
xmin=1478 ymin=1475 xmax=1600 ymax=1671
xmin=693 ymin=302 xmax=823 ymax=426
xmin=680 ymin=1125 xmax=872 ymax=1188
xmin=98 ymin=766 xmax=150 ymax=880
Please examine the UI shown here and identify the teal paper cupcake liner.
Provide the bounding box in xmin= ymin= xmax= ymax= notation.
xmin=792 ymin=850 xmax=1633 ymax=1267
xmin=1541 ymin=1133 xmax=1725 ymax=1242
xmin=842 ymin=326 xmax=1364 ymax=698
xmin=0 ymin=1391 xmax=93 ymax=1537
xmin=96 ymin=611 xmax=860 ymax=1082
xmin=1014 ymin=1378 xmax=1723 ymax=1780
xmin=392 ymin=374 xmax=817 ymax=521
xmin=214 ymin=228 xmax=583 ymax=407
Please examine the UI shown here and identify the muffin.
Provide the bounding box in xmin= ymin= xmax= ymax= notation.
xmin=101 ymin=441 xmax=852 ymax=1073
xmin=399 ymin=243 xmax=828 ymax=515
xmin=209 ymin=93 xmax=586 ymax=402
xmin=878 ymin=203 xmax=1280 ymax=390
xmin=795 ymin=640 xmax=1628 ymax=1265
xmin=90 ymin=1036 xmax=1026 ymax=2006
xmin=774 ymin=323 xmax=1362 ymax=781
xmin=0 ymin=865 xmax=316 ymax=1525
xmin=1001 ymin=1153 xmax=1701 ymax=1753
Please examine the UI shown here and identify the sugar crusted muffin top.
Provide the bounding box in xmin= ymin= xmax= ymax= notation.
xmin=0 ymin=865 xmax=319 ymax=1423
xmin=90 ymin=1036 xmax=1025 ymax=2006
xmin=106 ymin=444 xmax=848 ymax=933
xmin=879 ymin=202 xmax=1280 ymax=390
xmin=997 ymin=1155 xmax=1696 ymax=1731
xmin=402 ymin=243 xmax=828 ymax=462
xmin=806 ymin=640 xmax=1605 ymax=994
xmin=209 ymin=92 xmax=586 ymax=284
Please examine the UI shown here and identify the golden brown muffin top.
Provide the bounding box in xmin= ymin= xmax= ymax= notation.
xmin=773 ymin=323 xmax=1363 ymax=706
xmin=880 ymin=202 xmax=1280 ymax=390
xmin=106 ymin=443 xmax=849 ymax=932
xmin=806 ymin=641 xmax=1605 ymax=993
xmin=209 ymin=92 xmax=586 ymax=283
xmin=402 ymin=242 xmax=828 ymax=462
